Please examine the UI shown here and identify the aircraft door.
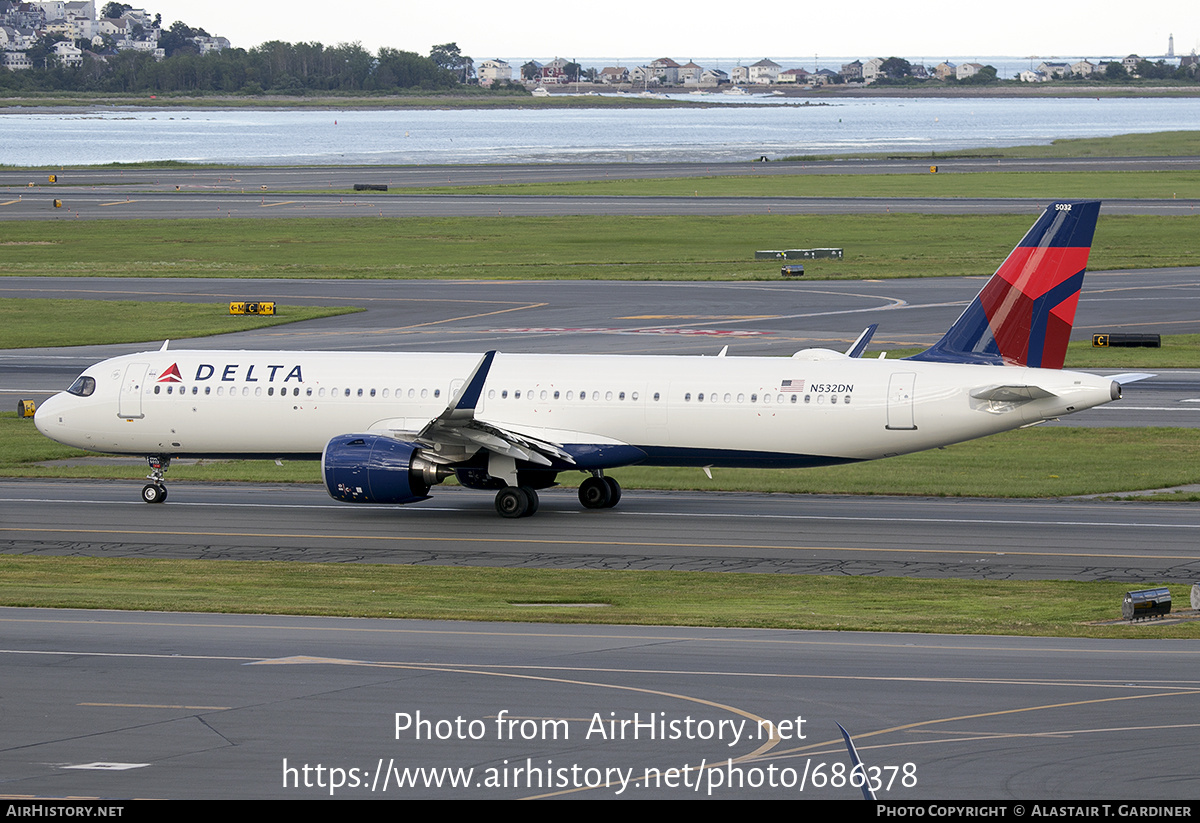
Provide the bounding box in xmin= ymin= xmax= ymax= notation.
xmin=885 ymin=372 xmax=917 ymax=431
xmin=118 ymin=363 xmax=150 ymax=419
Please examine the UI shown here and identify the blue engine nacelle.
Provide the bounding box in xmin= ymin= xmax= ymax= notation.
xmin=322 ymin=434 xmax=451 ymax=504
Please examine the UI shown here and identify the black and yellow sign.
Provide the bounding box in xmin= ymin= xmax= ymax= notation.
xmin=229 ymin=301 xmax=276 ymax=315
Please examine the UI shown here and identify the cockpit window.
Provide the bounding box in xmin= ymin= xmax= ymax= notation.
xmin=66 ymin=375 xmax=96 ymax=397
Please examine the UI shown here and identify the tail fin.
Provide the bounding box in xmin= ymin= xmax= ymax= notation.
xmin=908 ymin=200 xmax=1100 ymax=369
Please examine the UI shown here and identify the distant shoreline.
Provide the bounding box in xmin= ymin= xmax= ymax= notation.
xmin=3 ymin=83 xmax=1200 ymax=112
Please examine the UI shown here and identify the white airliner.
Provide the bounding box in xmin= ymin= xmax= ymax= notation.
xmin=35 ymin=200 xmax=1142 ymax=517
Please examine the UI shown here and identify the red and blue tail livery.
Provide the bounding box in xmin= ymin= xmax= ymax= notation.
xmin=910 ymin=200 xmax=1100 ymax=369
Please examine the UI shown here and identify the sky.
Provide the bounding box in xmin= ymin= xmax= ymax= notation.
xmin=145 ymin=1 xmax=1196 ymax=65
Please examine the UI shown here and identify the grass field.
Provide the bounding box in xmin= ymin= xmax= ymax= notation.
xmin=786 ymin=130 xmax=1200 ymax=161
xmin=0 ymin=556 xmax=1192 ymax=638
xmin=2 ymin=213 xmax=1197 ymax=280
xmin=0 ymin=299 xmax=360 ymax=348
xmin=397 ymin=170 xmax=1200 ymax=200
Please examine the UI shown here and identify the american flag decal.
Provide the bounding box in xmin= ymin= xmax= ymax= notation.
xmin=781 ymin=379 xmax=805 ymax=392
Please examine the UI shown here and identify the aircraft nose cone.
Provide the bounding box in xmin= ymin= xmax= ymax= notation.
xmin=33 ymin=394 xmax=63 ymax=438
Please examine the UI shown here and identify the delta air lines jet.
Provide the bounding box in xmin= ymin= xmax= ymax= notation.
xmin=35 ymin=201 xmax=1137 ymax=517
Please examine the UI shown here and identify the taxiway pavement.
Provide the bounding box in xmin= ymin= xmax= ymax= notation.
xmin=3 ymin=606 xmax=1198 ymax=799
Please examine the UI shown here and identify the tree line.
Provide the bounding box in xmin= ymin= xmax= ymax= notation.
xmin=0 ymin=39 xmax=470 ymax=94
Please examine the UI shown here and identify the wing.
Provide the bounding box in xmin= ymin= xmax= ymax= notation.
xmin=414 ymin=351 xmax=577 ymax=468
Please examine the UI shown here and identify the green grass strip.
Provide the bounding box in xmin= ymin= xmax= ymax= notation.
xmin=1 ymin=214 xmax=1196 ymax=280
xmin=0 ymin=556 xmax=1191 ymax=638
xmin=786 ymin=130 xmax=1200 ymax=161
xmin=0 ymin=299 xmax=361 ymax=349
xmin=397 ymin=170 xmax=1200 ymax=200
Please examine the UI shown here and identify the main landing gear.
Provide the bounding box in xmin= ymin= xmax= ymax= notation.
xmin=494 ymin=485 xmax=539 ymax=518
xmin=579 ymin=473 xmax=621 ymax=510
xmin=141 ymin=456 xmax=169 ymax=504
xmin=492 ymin=473 xmax=622 ymax=518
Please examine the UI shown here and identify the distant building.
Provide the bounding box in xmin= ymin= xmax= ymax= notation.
xmin=598 ymin=66 xmax=628 ymax=84
xmin=678 ymin=60 xmax=703 ymax=85
xmin=840 ymin=59 xmax=862 ymax=82
xmin=1071 ymin=60 xmax=1096 ymax=78
xmin=777 ymin=67 xmax=809 ymax=84
xmin=540 ymin=57 xmax=571 ymax=84
xmin=956 ymin=62 xmax=984 ymax=80
xmin=1020 ymin=69 xmax=1048 ymax=83
xmin=934 ymin=61 xmax=956 ymax=81
xmin=2 ymin=48 xmax=33 ymax=69
xmin=749 ymin=57 xmax=780 ymax=84
xmin=477 ymin=59 xmax=512 ymax=86
xmin=1037 ymin=61 xmax=1069 ymax=78
xmin=51 ymin=39 xmax=82 ymax=66
xmin=649 ymin=56 xmax=681 ymax=84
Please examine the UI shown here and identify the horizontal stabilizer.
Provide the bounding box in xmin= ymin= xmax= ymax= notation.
xmin=1107 ymin=372 xmax=1155 ymax=385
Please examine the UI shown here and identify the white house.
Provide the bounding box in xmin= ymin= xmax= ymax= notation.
xmin=748 ymin=57 xmax=780 ymax=84
xmin=477 ymin=58 xmax=512 ymax=86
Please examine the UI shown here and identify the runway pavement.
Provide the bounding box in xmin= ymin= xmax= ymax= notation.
xmin=3 ymin=606 xmax=1199 ymax=799
xmin=3 ymin=192 xmax=1197 ymax=220
xmin=4 ymin=480 xmax=1200 ymax=582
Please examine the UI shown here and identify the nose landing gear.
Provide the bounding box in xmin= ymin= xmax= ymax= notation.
xmin=141 ymin=456 xmax=169 ymax=503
